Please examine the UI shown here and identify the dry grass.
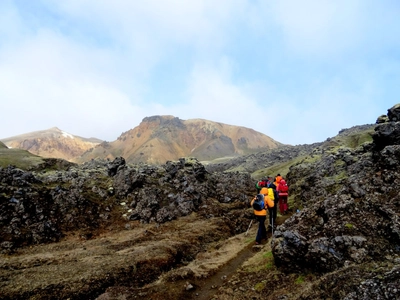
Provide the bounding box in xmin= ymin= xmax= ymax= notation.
xmin=0 ymin=214 xmax=235 ymax=299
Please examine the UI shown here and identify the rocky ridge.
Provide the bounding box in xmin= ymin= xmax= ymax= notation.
xmin=264 ymin=106 xmax=400 ymax=298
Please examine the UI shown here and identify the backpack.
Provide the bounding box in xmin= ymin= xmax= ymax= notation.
xmin=279 ymin=180 xmax=289 ymax=193
xmin=255 ymin=180 xmax=267 ymax=190
xmin=252 ymin=194 xmax=265 ymax=211
xmin=265 ymin=183 xmax=275 ymax=201
xmin=273 ymin=189 xmax=279 ymax=202
xmin=259 ymin=188 xmax=275 ymax=208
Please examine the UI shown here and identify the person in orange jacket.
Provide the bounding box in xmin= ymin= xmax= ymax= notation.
xmin=275 ymin=174 xmax=282 ymax=186
xmin=250 ymin=189 xmax=274 ymax=244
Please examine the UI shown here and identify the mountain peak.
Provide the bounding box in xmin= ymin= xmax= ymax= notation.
xmin=79 ymin=116 xmax=282 ymax=164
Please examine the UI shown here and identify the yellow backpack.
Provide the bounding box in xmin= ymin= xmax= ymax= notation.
xmin=261 ymin=186 xmax=275 ymax=201
xmin=259 ymin=188 xmax=274 ymax=208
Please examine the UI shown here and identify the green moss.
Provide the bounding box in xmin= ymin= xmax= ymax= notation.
xmin=334 ymin=159 xmax=346 ymax=167
xmin=265 ymin=261 xmax=274 ymax=269
xmin=333 ymin=171 xmax=348 ymax=182
xmin=295 ymin=275 xmax=305 ymax=284
xmin=252 ymin=155 xmax=312 ymax=180
xmin=254 ymin=281 xmax=266 ymax=292
xmin=345 ymin=223 xmax=354 ymax=229
xmin=262 ymin=251 xmax=273 ymax=258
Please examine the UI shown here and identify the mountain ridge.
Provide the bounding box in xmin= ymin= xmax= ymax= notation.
xmin=1 ymin=127 xmax=103 ymax=162
xmin=77 ymin=115 xmax=283 ymax=164
xmin=1 ymin=116 xmax=283 ymax=165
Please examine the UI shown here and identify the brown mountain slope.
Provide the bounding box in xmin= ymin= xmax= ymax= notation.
xmin=1 ymin=127 xmax=102 ymax=162
xmin=77 ymin=116 xmax=283 ymax=164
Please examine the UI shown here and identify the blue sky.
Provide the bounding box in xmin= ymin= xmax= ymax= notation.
xmin=1 ymin=0 xmax=399 ymax=145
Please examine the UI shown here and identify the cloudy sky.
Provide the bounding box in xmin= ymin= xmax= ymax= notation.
xmin=1 ymin=0 xmax=399 ymax=145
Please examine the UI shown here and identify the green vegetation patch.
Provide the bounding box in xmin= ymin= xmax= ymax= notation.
xmin=345 ymin=223 xmax=354 ymax=229
xmin=333 ymin=171 xmax=348 ymax=183
xmin=254 ymin=281 xmax=266 ymax=292
xmin=295 ymin=274 xmax=306 ymax=284
xmin=0 ymin=149 xmax=45 ymax=170
xmin=252 ymin=155 xmax=314 ymax=180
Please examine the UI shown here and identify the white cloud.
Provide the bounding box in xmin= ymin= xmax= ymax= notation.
xmin=182 ymin=60 xmax=262 ymax=125
xmin=269 ymin=0 xmax=365 ymax=57
xmin=0 ymin=27 xmax=143 ymax=140
xmin=1 ymin=0 xmax=399 ymax=147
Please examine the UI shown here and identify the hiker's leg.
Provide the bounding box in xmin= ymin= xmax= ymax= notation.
xmin=268 ymin=208 xmax=273 ymax=226
xmin=260 ymin=215 xmax=267 ymax=239
xmin=255 ymin=216 xmax=264 ymax=243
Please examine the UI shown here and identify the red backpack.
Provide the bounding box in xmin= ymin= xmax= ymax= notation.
xmin=279 ymin=180 xmax=289 ymax=193
xmin=256 ymin=180 xmax=267 ymax=189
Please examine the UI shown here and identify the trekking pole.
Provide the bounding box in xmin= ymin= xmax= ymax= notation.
xmin=245 ymin=219 xmax=253 ymax=236
xmin=271 ymin=216 xmax=274 ymax=235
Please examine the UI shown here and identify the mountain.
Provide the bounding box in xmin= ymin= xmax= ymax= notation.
xmin=1 ymin=117 xmax=283 ymax=165
xmin=76 ymin=115 xmax=283 ymax=164
xmin=1 ymin=127 xmax=102 ymax=162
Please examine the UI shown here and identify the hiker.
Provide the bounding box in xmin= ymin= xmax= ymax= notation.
xmin=277 ymin=179 xmax=289 ymax=214
xmin=250 ymin=191 xmax=274 ymax=244
xmin=266 ymin=179 xmax=279 ymax=228
xmin=275 ymin=174 xmax=282 ymax=187
xmin=255 ymin=178 xmax=268 ymax=193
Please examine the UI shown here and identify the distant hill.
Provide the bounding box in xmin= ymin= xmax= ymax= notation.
xmin=1 ymin=127 xmax=102 ymax=162
xmin=0 ymin=142 xmax=46 ymax=169
xmin=76 ymin=116 xmax=284 ymax=164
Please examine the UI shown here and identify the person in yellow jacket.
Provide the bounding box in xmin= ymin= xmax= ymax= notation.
xmin=250 ymin=189 xmax=274 ymax=244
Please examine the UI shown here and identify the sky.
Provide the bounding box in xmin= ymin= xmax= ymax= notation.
xmin=1 ymin=0 xmax=399 ymax=145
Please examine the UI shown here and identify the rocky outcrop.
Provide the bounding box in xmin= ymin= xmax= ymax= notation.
xmin=271 ymin=104 xmax=400 ymax=298
xmin=0 ymin=156 xmax=254 ymax=252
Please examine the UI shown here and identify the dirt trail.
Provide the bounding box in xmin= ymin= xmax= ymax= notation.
xmin=187 ymin=232 xmax=259 ymax=300
xmin=140 ymin=215 xmax=288 ymax=300
xmin=184 ymin=214 xmax=290 ymax=300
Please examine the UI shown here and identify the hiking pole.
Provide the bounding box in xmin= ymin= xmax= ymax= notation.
xmin=271 ymin=216 xmax=274 ymax=236
xmin=245 ymin=219 xmax=253 ymax=236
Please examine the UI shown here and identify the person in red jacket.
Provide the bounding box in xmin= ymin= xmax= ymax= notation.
xmin=250 ymin=189 xmax=274 ymax=244
xmin=277 ymin=179 xmax=289 ymax=214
